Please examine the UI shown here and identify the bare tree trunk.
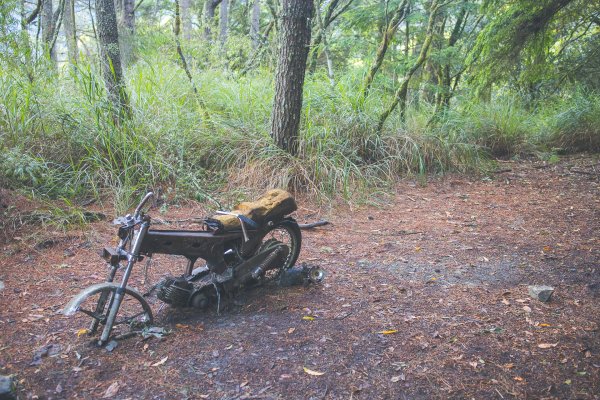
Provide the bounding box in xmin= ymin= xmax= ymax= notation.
xmin=362 ymin=0 xmax=408 ymax=97
xmin=219 ymin=0 xmax=228 ymax=46
xmin=96 ymin=0 xmax=129 ymax=116
xmin=203 ymin=0 xmax=221 ymax=41
xmin=250 ymin=0 xmax=260 ymax=49
xmin=377 ymin=0 xmax=440 ymax=131
xmin=41 ymin=0 xmax=56 ymax=60
xmin=270 ymin=0 xmax=313 ymax=156
xmin=118 ymin=0 xmax=135 ymax=65
xmin=307 ymin=0 xmax=353 ymax=73
xmin=181 ymin=0 xmax=192 ymax=40
xmin=63 ymin=0 xmax=78 ymax=64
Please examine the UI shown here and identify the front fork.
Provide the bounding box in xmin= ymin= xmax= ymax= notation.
xmin=98 ymin=220 xmax=150 ymax=345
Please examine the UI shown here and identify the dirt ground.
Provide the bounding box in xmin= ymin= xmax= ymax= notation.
xmin=0 ymin=155 xmax=599 ymax=400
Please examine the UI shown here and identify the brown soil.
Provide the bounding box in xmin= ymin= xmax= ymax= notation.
xmin=0 ymin=156 xmax=599 ymax=400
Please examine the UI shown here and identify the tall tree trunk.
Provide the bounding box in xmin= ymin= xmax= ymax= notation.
xmin=119 ymin=0 xmax=135 ymax=64
xmin=362 ymin=0 xmax=408 ymax=97
xmin=270 ymin=0 xmax=313 ymax=156
xmin=250 ymin=0 xmax=260 ymax=49
xmin=219 ymin=0 xmax=229 ymax=46
xmin=307 ymin=0 xmax=353 ymax=74
xmin=377 ymin=0 xmax=440 ymax=131
xmin=63 ymin=0 xmax=78 ymax=64
xmin=41 ymin=0 xmax=56 ymax=60
xmin=203 ymin=0 xmax=221 ymax=41
xmin=96 ymin=0 xmax=129 ymax=116
xmin=181 ymin=0 xmax=192 ymax=40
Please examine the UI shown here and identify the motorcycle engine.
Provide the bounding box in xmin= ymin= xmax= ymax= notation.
xmin=156 ymin=276 xmax=193 ymax=307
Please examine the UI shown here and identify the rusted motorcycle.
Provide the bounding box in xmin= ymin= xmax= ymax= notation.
xmin=63 ymin=189 xmax=313 ymax=345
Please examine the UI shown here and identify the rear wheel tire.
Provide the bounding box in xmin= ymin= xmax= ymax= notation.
xmin=259 ymin=220 xmax=302 ymax=281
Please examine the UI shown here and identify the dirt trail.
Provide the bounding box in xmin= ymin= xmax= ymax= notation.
xmin=0 ymin=156 xmax=599 ymax=399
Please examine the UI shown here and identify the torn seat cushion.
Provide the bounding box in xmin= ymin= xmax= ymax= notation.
xmin=210 ymin=189 xmax=297 ymax=231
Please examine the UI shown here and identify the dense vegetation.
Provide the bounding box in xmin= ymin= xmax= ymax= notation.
xmin=1 ymin=0 xmax=599 ymax=211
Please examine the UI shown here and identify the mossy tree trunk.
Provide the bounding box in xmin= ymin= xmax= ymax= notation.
xmin=96 ymin=0 xmax=129 ymax=117
xmin=377 ymin=0 xmax=440 ymax=131
xmin=63 ymin=0 xmax=77 ymax=64
xmin=270 ymin=0 xmax=313 ymax=156
xmin=362 ymin=0 xmax=408 ymax=97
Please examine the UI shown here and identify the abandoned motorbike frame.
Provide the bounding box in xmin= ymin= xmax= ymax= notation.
xmin=63 ymin=192 xmax=302 ymax=345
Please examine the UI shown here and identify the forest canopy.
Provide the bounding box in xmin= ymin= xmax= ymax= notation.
xmin=0 ymin=0 xmax=599 ymax=209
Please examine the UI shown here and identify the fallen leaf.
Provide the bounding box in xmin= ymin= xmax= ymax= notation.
xmin=539 ymin=323 xmax=551 ymax=327
xmin=391 ymin=374 xmax=405 ymax=382
xmin=538 ymin=343 xmax=558 ymax=349
xmin=175 ymin=324 xmax=189 ymax=329
xmin=378 ymin=329 xmax=398 ymax=335
xmin=303 ymin=367 xmax=324 ymax=376
xmin=76 ymin=328 xmax=89 ymax=338
xmin=504 ymin=363 xmax=514 ymax=369
xmin=103 ymin=382 xmax=120 ymax=398
xmin=302 ymin=316 xmax=315 ymax=321
xmin=502 ymin=298 xmax=510 ymax=305
xmin=151 ymin=356 xmax=168 ymax=366
xmin=469 ymin=361 xmax=478 ymax=369
xmin=288 ymin=328 xmax=296 ymax=334
xmin=415 ymin=246 xmax=422 ymax=252
xmin=522 ymin=306 xmax=532 ymax=313
xmin=514 ymin=376 xmax=524 ymax=382
xmin=564 ymin=379 xmax=572 ymax=385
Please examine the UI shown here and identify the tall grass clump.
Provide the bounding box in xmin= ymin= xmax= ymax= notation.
xmin=547 ymin=90 xmax=600 ymax=153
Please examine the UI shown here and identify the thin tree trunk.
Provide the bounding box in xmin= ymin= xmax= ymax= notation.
xmin=63 ymin=0 xmax=78 ymax=64
xmin=307 ymin=0 xmax=353 ymax=74
xmin=377 ymin=0 xmax=440 ymax=131
xmin=181 ymin=0 xmax=192 ymax=40
xmin=41 ymin=0 xmax=56 ymax=60
xmin=315 ymin=2 xmax=334 ymax=85
xmin=250 ymin=0 xmax=260 ymax=49
xmin=203 ymin=0 xmax=221 ymax=41
xmin=270 ymin=0 xmax=313 ymax=156
xmin=174 ymin=0 xmax=198 ymax=96
xmin=96 ymin=0 xmax=129 ymax=117
xmin=219 ymin=0 xmax=229 ymax=46
xmin=362 ymin=0 xmax=408 ymax=97
xmin=119 ymin=0 xmax=135 ymax=65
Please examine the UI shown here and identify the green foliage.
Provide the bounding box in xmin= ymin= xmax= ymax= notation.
xmin=547 ymin=90 xmax=600 ymax=152
xmin=1 ymin=0 xmax=599 ymax=211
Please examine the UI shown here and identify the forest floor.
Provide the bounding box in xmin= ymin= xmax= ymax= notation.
xmin=0 ymin=155 xmax=599 ymax=400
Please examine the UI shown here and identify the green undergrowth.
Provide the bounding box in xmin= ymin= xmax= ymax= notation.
xmin=1 ymin=52 xmax=598 ymax=213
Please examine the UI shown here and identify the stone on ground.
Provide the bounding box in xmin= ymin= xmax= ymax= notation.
xmin=528 ymin=285 xmax=554 ymax=302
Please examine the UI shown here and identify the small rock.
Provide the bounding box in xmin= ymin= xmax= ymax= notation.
xmin=528 ymin=285 xmax=554 ymax=302
xmin=0 ymin=375 xmax=17 ymax=400
xmin=105 ymin=340 xmax=118 ymax=352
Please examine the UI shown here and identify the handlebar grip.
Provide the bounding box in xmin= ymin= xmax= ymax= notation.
xmin=134 ymin=192 xmax=154 ymax=217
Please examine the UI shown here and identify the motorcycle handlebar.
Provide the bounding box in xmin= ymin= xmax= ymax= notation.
xmin=134 ymin=192 xmax=154 ymax=218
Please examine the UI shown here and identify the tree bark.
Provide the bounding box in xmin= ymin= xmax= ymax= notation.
xmin=96 ymin=0 xmax=129 ymax=116
xmin=362 ymin=0 xmax=408 ymax=97
xmin=41 ymin=0 xmax=56 ymax=60
xmin=203 ymin=0 xmax=222 ymax=41
xmin=377 ymin=0 xmax=440 ymax=131
xmin=218 ymin=0 xmax=229 ymax=45
xmin=307 ymin=0 xmax=353 ymax=73
xmin=270 ymin=0 xmax=313 ymax=156
xmin=63 ymin=0 xmax=78 ymax=64
xmin=250 ymin=0 xmax=260 ymax=49
xmin=181 ymin=0 xmax=192 ymax=40
xmin=118 ymin=0 xmax=135 ymax=64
